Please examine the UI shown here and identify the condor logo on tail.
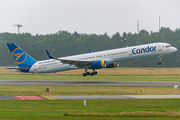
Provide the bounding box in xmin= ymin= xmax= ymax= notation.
xmin=12 ymin=48 xmax=26 ymax=63
xmin=14 ymin=53 xmax=24 ymax=60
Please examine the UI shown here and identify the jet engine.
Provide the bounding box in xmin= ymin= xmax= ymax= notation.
xmin=106 ymin=62 xmax=119 ymax=68
xmin=90 ymin=60 xmax=106 ymax=69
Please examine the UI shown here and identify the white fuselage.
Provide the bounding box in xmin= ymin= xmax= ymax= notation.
xmin=28 ymin=42 xmax=177 ymax=73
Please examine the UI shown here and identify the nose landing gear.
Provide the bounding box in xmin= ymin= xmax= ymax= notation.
xmin=158 ymin=55 xmax=162 ymax=65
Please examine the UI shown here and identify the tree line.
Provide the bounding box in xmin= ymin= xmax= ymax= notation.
xmin=0 ymin=27 xmax=179 ymax=67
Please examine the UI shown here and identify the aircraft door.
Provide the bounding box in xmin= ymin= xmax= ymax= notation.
xmin=32 ymin=64 xmax=38 ymax=71
xmin=129 ymin=48 xmax=133 ymax=56
xmin=158 ymin=45 xmax=162 ymax=51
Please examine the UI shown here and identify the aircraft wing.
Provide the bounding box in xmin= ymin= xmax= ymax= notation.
xmin=57 ymin=59 xmax=92 ymax=67
xmin=45 ymin=50 xmax=92 ymax=67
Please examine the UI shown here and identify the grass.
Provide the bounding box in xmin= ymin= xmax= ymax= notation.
xmin=1 ymin=99 xmax=180 ymax=119
xmin=0 ymin=85 xmax=180 ymax=96
xmin=0 ymin=74 xmax=180 ymax=81
xmin=1 ymin=67 xmax=180 ymax=119
xmin=1 ymin=67 xmax=180 ymax=81
xmin=2 ymin=67 xmax=180 ymax=76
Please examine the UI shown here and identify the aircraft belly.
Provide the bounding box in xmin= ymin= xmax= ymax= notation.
xmin=29 ymin=63 xmax=78 ymax=73
xmin=39 ymin=65 xmax=78 ymax=73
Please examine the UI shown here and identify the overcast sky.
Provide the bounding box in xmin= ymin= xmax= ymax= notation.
xmin=0 ymin=0 xmax=180 ymax=36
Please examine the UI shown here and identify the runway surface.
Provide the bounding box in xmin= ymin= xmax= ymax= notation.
xmin=0 ymin=80 xmax=180 ymax=87
xmin=1 ymin=95 xmax=180 ymax=99
xmin=52 ymin=95 xmax=180 ymax=99
xmin=1 ymin=80 xmax=180 ymax=99
xmin=0 ymin=96 xmax=46 ymax=99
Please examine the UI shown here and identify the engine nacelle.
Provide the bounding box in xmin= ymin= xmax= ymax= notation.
xmin=106 ymin=62 xmax=119 ymax=68
xmin=90 ymin=60 xmax=106 ymax=69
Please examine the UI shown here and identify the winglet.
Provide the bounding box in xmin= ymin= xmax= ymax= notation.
xmin=88 ymin=49 xmax=92 ymax=53
xmin=45 ymin=50 xmax=56 ymax=59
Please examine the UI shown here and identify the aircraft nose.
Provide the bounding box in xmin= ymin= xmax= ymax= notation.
xmin=173 ymin=47 xmax=177 ymax=52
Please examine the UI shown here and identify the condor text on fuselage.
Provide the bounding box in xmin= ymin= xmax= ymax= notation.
xmin=132 ymin=46 xmax=157 ymax=55
xmin=7 ymin=42 xmax=177 ymax=76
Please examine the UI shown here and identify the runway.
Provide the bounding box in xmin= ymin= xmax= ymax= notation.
xmin=0 ymin=96 xmax=46 ymax=99
xmin=52 ymin=95 xmax=180 ymax=99
xmin=1 ymin=95 xmax=180 ymax=100
xmin=0 ymin=80 xmax=180 ymax=87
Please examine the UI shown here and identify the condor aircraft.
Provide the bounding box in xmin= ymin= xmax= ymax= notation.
xmin=7 ymin=42 xmax=177 ymax=76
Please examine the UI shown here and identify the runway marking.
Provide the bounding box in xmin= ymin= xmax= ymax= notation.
xmin=41 ymin=95 xmax=55 ymax=100
xmin=14 ymin=96 xmax=44 ymax=99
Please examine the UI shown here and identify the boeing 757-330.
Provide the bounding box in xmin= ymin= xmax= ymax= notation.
xmin=7 ymin=42 xmax=177 ymax=76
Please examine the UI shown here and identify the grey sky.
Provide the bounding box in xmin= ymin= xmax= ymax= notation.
xmin=0 ymin=0 xmax=180 ymax=36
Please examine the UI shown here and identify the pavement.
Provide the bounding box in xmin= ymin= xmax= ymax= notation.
xmin=0 ymin=80 xmax=180 ymax=87
xmin=0 ymin=96 xmax=46 ymax=99
xmin=51 ymin=95 xmax=180 ymax=99
xmin=1 ymin=80 xmax=180 ymax=100
xmin=1 ymin=95 xmax=180 ymax=100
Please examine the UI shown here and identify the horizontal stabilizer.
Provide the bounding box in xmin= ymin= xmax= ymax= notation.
xmin=6 ymin=67 xmax=29 ymax=70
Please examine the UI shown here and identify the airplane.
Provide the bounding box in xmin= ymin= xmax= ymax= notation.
xmin=7 ymin=42 xmax=177 ymax=76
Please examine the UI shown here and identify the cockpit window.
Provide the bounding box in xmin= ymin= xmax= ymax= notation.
xmin=166 ymin=45 xmax=172 ymax=48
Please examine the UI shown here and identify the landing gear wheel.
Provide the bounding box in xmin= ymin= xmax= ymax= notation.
xmin=86 ymin=72 xmax=90 ymax=75
xmin=90 ymin=73 xmax=94 ymax=76
xmin=93 ymin=71 xmax=98 ymax=75
xmin=83 ymin=73 xmax=87 ymax=77
xmin=158 ymin=56 xmax=162 ymax=65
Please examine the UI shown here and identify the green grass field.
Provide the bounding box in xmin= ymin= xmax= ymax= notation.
xmin=0 ymin=85 xmax=180 ymax=96
xmin=1 ymin=74 xmax=180 ymax=81
xmin=1 ymin=99 xmax=180 ymax=120
xmin=0 ymin=83 xmax=180 ymax=119
xmin=1 ymin=68 xmax=180 ymax=119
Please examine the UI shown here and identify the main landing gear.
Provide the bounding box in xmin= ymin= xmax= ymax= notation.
xmin=82 ymin=71 xmax=98 ymax=77
xmin=82 ymin=68 xmax=98 ymax=77
xmin=158 ymin=55 xmax=162 ymax=65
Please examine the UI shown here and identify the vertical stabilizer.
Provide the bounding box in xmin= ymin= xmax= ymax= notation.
xmin=7 ymin=43 xmax=37 ymax=68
